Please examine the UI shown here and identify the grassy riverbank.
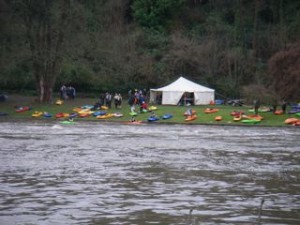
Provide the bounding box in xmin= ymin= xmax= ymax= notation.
xmin=0 ymin=94 xmax=298 ymax=127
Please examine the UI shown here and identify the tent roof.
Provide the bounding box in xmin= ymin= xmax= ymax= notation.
xmin=151 ymin=76 xmax=214 ymax=92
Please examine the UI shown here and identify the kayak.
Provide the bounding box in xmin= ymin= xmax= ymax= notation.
xmin=246 ymin=114 xmax=264 ymax=121
xmin=162 ymin=113 xmax=173 ymax=120
xmin=184 ymin=109 xmax=196 ymax=116
xmin=148 ymin=106 xmax=158 ymax=111
xmin=284 ymin=118 xmax=299 ymax=124
xmin=288 ymin=109 xmax=300 ymax=114
xmin=113 ymin=112 xmax=123 ymax=117
xmin=32 ymin=111 xmax=43 ymax=117
xmin=230 ymin=111 xmax=244 ymax=116
xmin=185 ymin=115 xmax=197 ymax=121
xmin=248 ymin=107 xmax=270 ymax=113
xmin=60 ymin=120 xmax=76 ymax=125
xmin=241 ymin=119 xmax=261 ymax=124
xmin=125 ymin=120 xmax=143 ymax=125
xmin=233 ymin=114 xmax=242 ymax=121
xmin=16 ymin=106 xmax=30 ymax=113
xmin=0 ymin=112 xmax=8 ymax=116
xmin=69 ymin=112 xmax=78 ymax=118
xmin=82 ymin=105 xmax=94 ymax=109
xmin=79 ymin=113 xmax=90 ymax=118
xmin=56 ymin=99 xmax=63 ymax=105
xmin=129 ymin=112 xmax=138 ymax=116
xmin=55 ymin=113 xmax=69 ymax=118
xmin=215 ymin=116 xmax=222 ymax=121
xmin=295 ymin=113 xmax=300 ymax=117
xmin=274 ymin=110 xmax=283 ymax=115
xmin=93 ymin=111 xmax=106 ymax=116
xmin=101 ymin=105 xmax=108 ymax=110
xmin=43 ymin=112 xmax=52 ymax=118
xmin=96 ymin=113 xmax=114 ymax=119
xmin=148 ymin=116 xmax=160 ymax=122
xmin=204 ymin=108 xmax=219 ymax=114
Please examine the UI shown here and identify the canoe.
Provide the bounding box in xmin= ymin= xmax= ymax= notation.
xmin=215 ymin=116 xmax=222 ymax=121
xmin=284 ymin=118 xmax=299 ymax=124
xmin=162 ymin=114 xmax=173 ymax=120
xmin=295 ymin=113 xmax=300 ymax=118
xmin=148 ymin=116 xmax=160 ymax=122
xmin=96 ymin=113 xmax=114 ymax=119
xmin=32 ymin=111 xmax=43 ymax=117
xmin=204 ymin=108 xmax=219 ymax=114
xmin=16 ymin=106 xmax=30 ymax=113
xmin=185 ymin=115 xmax=197 ymax=121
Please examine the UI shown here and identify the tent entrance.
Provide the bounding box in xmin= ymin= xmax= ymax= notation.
xmin=178 ymin=92 xmax=194 ymax=106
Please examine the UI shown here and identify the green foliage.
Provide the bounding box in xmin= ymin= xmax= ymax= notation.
xmin=132 ymin=0 xmax=184 ymax=30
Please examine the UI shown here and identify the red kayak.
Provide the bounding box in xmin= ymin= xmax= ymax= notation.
xmin=16 ymin=106 xmax=30 ymax=113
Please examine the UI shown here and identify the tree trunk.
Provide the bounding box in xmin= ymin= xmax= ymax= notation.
xmin=21 ymin=0 xmax=69 ymax=103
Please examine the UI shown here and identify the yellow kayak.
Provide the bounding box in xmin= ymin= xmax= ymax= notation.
xmin=32 ymin=111 xmax=43 ymax=117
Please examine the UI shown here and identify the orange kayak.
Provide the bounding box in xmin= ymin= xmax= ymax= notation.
xmin=215 ymin=116 xmax=222 ymax=121
xmin=204 ymin=108 xmax=219 ymax=114
xmin=285 ymin=118 xmax=299 ymax=124
xmin=185 ymin=115 xmax=197 ymax=121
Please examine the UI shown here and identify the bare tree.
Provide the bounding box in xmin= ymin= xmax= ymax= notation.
xmin=268 ymin=42 xmax=300 ymax=100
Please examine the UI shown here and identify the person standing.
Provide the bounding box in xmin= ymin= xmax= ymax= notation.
xmin=254 ymin=99 xmax=260 ymax=115
xmin=105 ymin=92 xmax=112 ymax=109
xmin=281 ymin=100 xmax=287 ymax=114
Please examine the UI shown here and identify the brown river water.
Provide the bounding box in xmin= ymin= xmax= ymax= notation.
xmin=0 ymin=122 xmax=299 ymax=225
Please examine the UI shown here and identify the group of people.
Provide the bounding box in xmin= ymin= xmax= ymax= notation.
xmin=253 ymin=98 xmax=287 ymax=115
xmin=60 ymin=85 xmax=76 ymax=100
xmin=128 ymin=89 xmax=148 ymax=113
xmin=92 ymin=92 xmax=123 ymax=110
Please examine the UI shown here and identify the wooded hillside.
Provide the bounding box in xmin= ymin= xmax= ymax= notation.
xmin=0 ymin=0 xmax=299 ymax=102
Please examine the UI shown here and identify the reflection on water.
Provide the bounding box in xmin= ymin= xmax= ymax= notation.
xmin=0 ymin=122 xmax=299 ymax=225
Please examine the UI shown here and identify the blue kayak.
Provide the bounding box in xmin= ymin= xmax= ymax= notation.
xmin=148 ymin=116 xmax=160 ymax=122
xmin=93 ymin=111 xmax=106 ymax=116
xmin=162 ymin=114 xmax=173 ymax=120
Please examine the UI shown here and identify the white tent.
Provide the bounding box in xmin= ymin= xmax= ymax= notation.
xmin=150 ymin=76 xmax=215 ymax=105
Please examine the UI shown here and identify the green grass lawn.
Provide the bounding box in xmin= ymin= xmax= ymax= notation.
xmin=0 ymin=95 xmax=298 ymax=127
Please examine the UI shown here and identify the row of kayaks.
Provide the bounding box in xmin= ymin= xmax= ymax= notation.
xmin=30 ymin=111 xmax=124 ymax=119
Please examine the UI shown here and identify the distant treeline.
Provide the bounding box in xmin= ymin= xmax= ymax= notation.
xmin=0 ymin=0 xmax=299 ymax=102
